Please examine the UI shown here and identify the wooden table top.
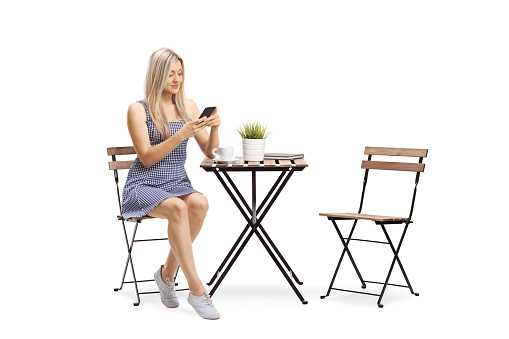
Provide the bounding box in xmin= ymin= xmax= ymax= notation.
xmin=200 ymin=157 xmax=308 ymax=169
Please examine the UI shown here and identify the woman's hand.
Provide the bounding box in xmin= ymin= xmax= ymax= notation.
xmin=178 ymin=118 xmax=208 ymax=139
xmin=206 ymin=111 xmax=221 ymax=128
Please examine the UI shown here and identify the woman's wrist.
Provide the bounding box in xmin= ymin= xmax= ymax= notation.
xmin=170 ymin=129 xmax=186 ymax=143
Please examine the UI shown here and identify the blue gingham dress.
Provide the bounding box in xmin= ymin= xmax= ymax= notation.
xmin=121 ymin=101 xmax=200 ymax=220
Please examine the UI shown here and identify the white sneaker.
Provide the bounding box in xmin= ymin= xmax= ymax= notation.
xmin=187 ymin=292 xmax=220 ymax=320
xmin=154 ymin=265 xmax=179 ymax=308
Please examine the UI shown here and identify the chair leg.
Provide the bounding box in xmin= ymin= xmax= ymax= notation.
xmin=114 ymin=251 xmax=130 ymax=292
xmin=114 ymin=220 xmax=141 ymax=306
xmin=333 ymin=220 xmax=366 ymax=287
xmin=114 ymin=220 xmax=131 ymax=292
xmin=390 ymin=225 xmax=418 ymax=296
xmin=377 ymin=222 xmax=418 ymax=308
xmin=321 ymin=219 xmax=366 ymax=299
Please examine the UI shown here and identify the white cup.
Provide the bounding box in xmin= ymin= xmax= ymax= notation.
xmin=212 ymin=146 xmax=234 ymax=160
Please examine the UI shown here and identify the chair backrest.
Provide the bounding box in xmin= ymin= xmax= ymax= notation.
xmin=358 ymin=147 xmax=428 ymax=219
xmin=107 ymin=146 xmax=137 ymax=213
xmin=362 ymin=147 xmax=427 ymax=172
xmin=108 ymin=146 xmax=136 ymax=170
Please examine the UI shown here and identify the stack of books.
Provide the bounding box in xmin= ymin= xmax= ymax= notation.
xmin=263 ymin=153 xmax=304 ymax=160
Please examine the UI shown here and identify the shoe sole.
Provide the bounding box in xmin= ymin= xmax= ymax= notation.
xmin=162 ymin=301 xmax=179 ymax=308
xmin=187 ymin=300 xmax=220 ymax=320
xmin=154 ymin=272 xmax=179 ymax=308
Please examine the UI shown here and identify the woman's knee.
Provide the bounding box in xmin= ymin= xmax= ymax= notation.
xmin=187 ymin=194 xmax=209 ymax=216
xmin=160 ymin=198 xmax=188 ymax=220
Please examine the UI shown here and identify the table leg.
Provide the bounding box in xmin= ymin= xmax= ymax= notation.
xmin=207 ymin=168 xmax=307 ymax=303
xmin=250 ymin=171 xmax=307 ymax=303
xmin=208 ymin=170 xmax=301 ymax=286
xmin=257 ymin=225 xmax=303 ymax=285
xmin=251 ymin=225 xmax=308 ymax=304
xmin=206 ymin=225 xmax=250 ymax=286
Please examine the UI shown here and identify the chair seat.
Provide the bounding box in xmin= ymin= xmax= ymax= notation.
xmin=117 ymin=215 xmax=155 ymax=222
xmin=318 ymin=212 xmax=409 ymax=222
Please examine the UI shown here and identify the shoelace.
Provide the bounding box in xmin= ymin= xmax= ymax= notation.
xmin=202 ymin=295 xmax=214 ymax=305
xmin=165 ymin=278 xmax=175 ymax=294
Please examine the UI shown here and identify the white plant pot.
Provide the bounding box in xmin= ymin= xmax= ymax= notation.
xmin=242 ymin=138 xmax=266 ymax=161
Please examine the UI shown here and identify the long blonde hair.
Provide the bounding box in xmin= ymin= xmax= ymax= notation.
xmin=144 ymin=48 xmax=192 ymax=139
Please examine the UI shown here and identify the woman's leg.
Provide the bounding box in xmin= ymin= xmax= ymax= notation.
xmin=148 ymin=195 xmax=208 ymax=296
xmin=161 ymin=193 xmax=209 ymax=285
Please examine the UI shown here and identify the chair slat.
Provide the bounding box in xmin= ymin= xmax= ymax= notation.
xmin=109 ymin=160 xmax=134 ymax=170
xmin=293 ymin=158 xmax=308 ymax=167
xmin=118 ymin=215 xmax=155 ymax=221
xmin=361 ymin=160 xmax=425 ymax=172
xmin=364 ymin=147 xmax=428 ymax=158
xmin=108 ymin=146 xmax=136 ymax=156
xmin=319 ymin=212 xmax=409 ymax=222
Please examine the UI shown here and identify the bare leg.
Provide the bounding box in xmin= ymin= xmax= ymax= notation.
xmin=148 ymin=195 xmax=208 ymax=296
xmin=161 ymin=193 xmax=209 ymax=284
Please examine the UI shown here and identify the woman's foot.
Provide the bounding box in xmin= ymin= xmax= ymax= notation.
xmin=187 ymin=292 xmax=220 ymax=320
xmin=154 ymin=265 xmax=179 ymax=308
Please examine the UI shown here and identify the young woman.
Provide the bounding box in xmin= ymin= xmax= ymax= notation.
xmin=121 ymin=48 xmax=220 ymax=320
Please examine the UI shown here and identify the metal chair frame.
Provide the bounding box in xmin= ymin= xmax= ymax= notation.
xmin=319 ymin=147 xmax=427 ymax=308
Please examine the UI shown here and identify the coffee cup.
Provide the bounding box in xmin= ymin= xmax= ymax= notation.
xmin=212 ymin=146 xmax=234 ymax=160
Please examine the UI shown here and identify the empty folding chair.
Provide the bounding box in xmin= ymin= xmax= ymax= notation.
xmin=319 ymin=147 xmax=427 ymax=308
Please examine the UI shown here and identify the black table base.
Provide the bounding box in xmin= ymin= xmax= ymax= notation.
xmin=204 ymin=166 xmax=308 ymax=304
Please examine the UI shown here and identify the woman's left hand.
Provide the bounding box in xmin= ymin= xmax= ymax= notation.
xmin=206 ymin=112 xmax=221 ymax=128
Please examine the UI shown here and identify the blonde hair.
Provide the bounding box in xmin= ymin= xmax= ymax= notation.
xmin=144 ymin=48 xmax=192 ymax=139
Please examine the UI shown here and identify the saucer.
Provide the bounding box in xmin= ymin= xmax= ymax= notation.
xmin=214 ymin=157 xmax=239 ymax=164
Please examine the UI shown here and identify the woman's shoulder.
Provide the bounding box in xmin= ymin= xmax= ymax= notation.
xmin=129 ymin=100 xmax=146 ymax=110
xmin=127 ymin=101 xmax=147 ymax=119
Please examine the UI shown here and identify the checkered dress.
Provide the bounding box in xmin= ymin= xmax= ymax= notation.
xmin=121 ymin=101 xmax=200 ymax=220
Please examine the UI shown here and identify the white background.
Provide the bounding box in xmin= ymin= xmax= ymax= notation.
xmin=1 ymin=0 xmax=508 ymax=337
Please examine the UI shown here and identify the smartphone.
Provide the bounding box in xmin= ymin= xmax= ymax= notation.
xmin=199 ymin=106 xmax=217 ymax=119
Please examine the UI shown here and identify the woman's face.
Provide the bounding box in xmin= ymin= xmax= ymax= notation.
xmin=165 ymin=60 xmax=183 ymax=95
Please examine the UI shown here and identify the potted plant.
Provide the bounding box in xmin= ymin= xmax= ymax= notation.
xmin=236 ymin=121 xmax=271 ymax=161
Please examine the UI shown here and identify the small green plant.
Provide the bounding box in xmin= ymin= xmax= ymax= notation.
xmin=236 ymin=121 xmax=271 ymax=139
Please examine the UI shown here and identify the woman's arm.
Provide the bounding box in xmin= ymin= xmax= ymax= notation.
xmin=188 ymin=99 xmax=220 ymax=159
xmin=127 ymin=102 xmax=207 ymax=168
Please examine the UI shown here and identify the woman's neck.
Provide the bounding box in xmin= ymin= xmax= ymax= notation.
xmin=161 ymin=92 xmax=173 ymax=107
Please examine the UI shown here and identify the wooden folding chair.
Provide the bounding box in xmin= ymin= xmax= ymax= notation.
xmin=107 ymin=146 xmax=186 ymax=306
xmin=319 ymin=147 xmax=427 ymax=308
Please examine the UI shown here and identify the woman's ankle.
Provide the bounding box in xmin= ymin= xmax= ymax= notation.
xmin=161 ymin=265 xmax=175 ymax=282
xmin=188 ymin=280 xmax=207 ymax=296
xmin=189 ymin=287 xmax=207 ymax=296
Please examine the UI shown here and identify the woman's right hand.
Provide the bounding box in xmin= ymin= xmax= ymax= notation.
xmin=178 ymin=117 xmax=208 ymax=139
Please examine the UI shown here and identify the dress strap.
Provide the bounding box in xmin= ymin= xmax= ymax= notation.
xmin=138 ymin=100 xmax=151 ymax=122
